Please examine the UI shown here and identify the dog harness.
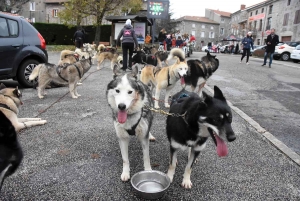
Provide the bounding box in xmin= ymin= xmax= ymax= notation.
xmin=167 ymin=69 xmax=172 ymax=86
xmin=126 ymin=109 xmax=143 ymax=136
xmin=0 ymin=103 xmax=15 ymax=114
xmin=56 ymin=63 xmax=82 ymax=82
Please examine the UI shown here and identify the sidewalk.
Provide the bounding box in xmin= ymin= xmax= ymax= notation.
xmin=1 ymin=52 xmax=300 ymax=200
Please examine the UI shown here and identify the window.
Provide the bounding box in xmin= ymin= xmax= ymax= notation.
xmin=257 ymin=39 xmax=260 ymax=45
xmin=201 ymin=31 xmax=205 ymax=37
xmin=269 ymin=5 xmax=273 ymax=14
xmin=255 ymin=10 xmax=258 ymax=15
xmin=202 ymin=24 xmax=205 ymax=28
xmin=221 ymin=18 xmax=224 ymax=23
xmin=209 ymin=32 xmax=214 ymax=38
xmin=53 ymin=9 xmax=58 ymax=17
xmin=261 ymin=8 xmax=264 ymax=13
xmin=30 ymin=2 xmax=35 ymax=11
xmin=266 ymin=17 xmax=272 ymax=30
xmin=191 ymin=31 xmax=195 ymax=36
xmin=220 ymin=28 xmax=224 ymax=35
xmin=192 ymin=24 xmax=195 ymax=28
xmin=283 ymin=13 xmax=289 ymax=26
xmin=254 ymin=21 xmax=257 ymax=29
xmin=259 ymin=19 xmax=262 ymax=31
xmin=287 ymin=0 xmax=291 ymax=6
xmin=250 ymin=12 xmax=252 ymax=16
xmin=211 ymin=26 xmax=214 ymax=29
xmin=0 ymin=17 xmax=9 ymax=37
xmin=249 ymin=22 xmax=252 ymax=29
xmin=294 ymin=10 xmax=300 ymax=24
xmin=7 ymin=19 xmax=18 ymax=36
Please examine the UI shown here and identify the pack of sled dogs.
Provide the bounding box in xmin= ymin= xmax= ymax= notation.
xmin=1 ymin=47 xmax=236 ymax=192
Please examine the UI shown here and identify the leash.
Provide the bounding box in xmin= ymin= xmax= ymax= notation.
xmin=143 ymin=104 xmax=187 ymax=118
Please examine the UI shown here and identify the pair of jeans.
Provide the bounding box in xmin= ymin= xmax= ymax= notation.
xmin=263 ymin=52 xmax=274 ymax=65
xmin=122 ymin=43 xmax=134 ymax=71
xmin=241 ymin=48 xmax=250 ymax=62
xmin=75 ymin=40 xmax=82 ymax=48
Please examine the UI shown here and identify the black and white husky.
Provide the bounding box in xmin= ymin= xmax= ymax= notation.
xmin=166 ymin=86 xmax=236 ymax=188
xmin=106 ymin=65 xmax=155 ymax=181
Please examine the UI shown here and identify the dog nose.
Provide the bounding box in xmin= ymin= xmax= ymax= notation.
xmin=227 ymin=133 xmax=236 ymax=142
xmin=118 ymin=103 xmax=126 ymax=111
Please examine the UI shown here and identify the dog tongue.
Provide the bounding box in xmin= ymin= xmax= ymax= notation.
xmin=180 ymin=77 xmax=185 ymax=85
xmin=214 ymin=134 xmax=228 ymax=157
xmin=117 ymin=110 xmax=127 ymax=124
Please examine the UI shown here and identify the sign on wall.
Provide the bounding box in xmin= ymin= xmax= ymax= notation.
xmin=249 ymin=13 xmax=265 ymax=22
xmin=147 ymin=0 xmax=169 ymax=19
xmin=114 ymin=23 xmax=125 ymax=40
xmin=134 ymin=23 xmax=146 ymax=44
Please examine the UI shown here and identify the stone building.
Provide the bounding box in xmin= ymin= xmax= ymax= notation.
xmin=175 ymin=16 xmax=219 ymax=48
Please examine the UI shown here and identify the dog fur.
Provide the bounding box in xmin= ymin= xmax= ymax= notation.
xmin=0 ymin=83 xmax=47 ymax=132
xmin=140 ymin=48 xmax=189 ymax=108
xmin=132 ymin=47 xmax=169 ymax=67
xmin=95 ymin=45 xmax=119 ymax=70
xmin=106 ymin=65 xmax=155 ymax=181
xmin=185 ymin=51 xmax=219 ymax=95
xmin=166 ymin=87 xmax=236 ymax=188
xmin=0 ymin=110 xmax=23 ymax=192
xmin=29 ymin=58 xmax=92 ymax=99
xmin=58 ymin=50 xmax=78 ymax=66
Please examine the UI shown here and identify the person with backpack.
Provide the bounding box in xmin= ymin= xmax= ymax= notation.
xmin=73 ymin=27 xmax=85 ymax=49
xmin=240 ymin=32 xmax=254 ymax=65
xmin=117 ymin=19 xmax=139 ymax=71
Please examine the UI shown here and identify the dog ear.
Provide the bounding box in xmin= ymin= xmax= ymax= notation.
xmin=130 ymin=66 xmax=139 ymax=79
xmin=214 ymin=86 xmax=226 ymax=101
xmin=113 ymin=64 xmax=122 ymax=78
xmin=13 ymin=87 xmax=22 ymax=98
xmin=0 ymin=83 xmax=6 ymax=90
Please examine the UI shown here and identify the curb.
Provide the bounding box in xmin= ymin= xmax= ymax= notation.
xmin=204 ymin=85 xmax=300 ymax=166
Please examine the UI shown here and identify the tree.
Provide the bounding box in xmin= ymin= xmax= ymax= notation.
xmin=156 ymin=12 xmax=179 ymax=35
xmin=0 ymin=0 xmax=30 ymax=13
xmin=58 ymin=0 xmax=142 ymax=44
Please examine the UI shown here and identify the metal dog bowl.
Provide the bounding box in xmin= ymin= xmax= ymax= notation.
xmin=131 ymin=170 xmax=170 ymax=200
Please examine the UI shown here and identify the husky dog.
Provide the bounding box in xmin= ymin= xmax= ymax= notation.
xmin=106 ymin=65 xmax=155 ymax=181
xmin=140 ymin=48 xmax=188 ymax=108
xmin=132 ymin=48 xmax=169 ymax=67
xmin=0 ymin=110 xmax=23 ymax=192
xmin=166 ymin=86 xmax=236 ymax=189
xmin=29 ymin=58 xmax=92 ymax=99
xmin=95 ymin=45 xmax=119 ymax=70
xmin=58 ymin=50 xmax=78 ymax=66
xmin=185 ymin=51 xmax=219 ymax=95
xmin=0 ymin=83 xmax=47 ymax=132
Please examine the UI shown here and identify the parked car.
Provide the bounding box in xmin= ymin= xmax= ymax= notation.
xmin=291 ymin=45 xmax=300 ymax=63
xmin=0 ymin=12 xmax=48 ymax=87
xmin=273 ymin=41 xmax=300 ymax=61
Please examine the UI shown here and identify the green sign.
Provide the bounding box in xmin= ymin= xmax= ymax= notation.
xmin=147 ymin=0 xmax=169 ymax=19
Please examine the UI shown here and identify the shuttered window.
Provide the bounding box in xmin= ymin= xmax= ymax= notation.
xmin=283 ymin=13 xmax=289 ymax=26
xmin=294 ymin=10 xmax=300 ymax=24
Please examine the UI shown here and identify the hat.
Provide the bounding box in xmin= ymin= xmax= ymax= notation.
xmin=125 ymin=19 xmax=131 ymax=25
xmin=248 ymin=31 xmax=252 ymax=35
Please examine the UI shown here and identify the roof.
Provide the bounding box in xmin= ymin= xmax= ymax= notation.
xmin=176 ymin=16 xmax=219 ymax=24
xmin=105 ymin=15 xmax=153 ymax=25
xmin=44 ymin=0 xmax=68 ymax=3
xmin=210 ymin=9 xmax=231 ymax=17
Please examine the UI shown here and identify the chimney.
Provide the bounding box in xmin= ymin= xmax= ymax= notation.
xmin=240 ymin=4 xmax=246 ymax=10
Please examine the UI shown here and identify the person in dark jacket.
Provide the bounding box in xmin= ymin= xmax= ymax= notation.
xmin=261 ymin=28 xmax=279 ymax=68
xmin=117 ymin=19 xmax=139 ymax=71
xmin=176 ymin=36 xmax=184 ymax=47
xmin=73 ymin=27 xmax=85 ymax=49
xmin=240 ymin=32 xmax=254 ymax=65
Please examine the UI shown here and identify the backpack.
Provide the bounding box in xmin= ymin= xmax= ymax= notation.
xmin=123 ymin=29 xmax=132 ymax=37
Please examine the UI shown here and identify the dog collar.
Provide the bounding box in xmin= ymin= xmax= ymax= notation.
xmin=0 ymin=103 xmax=16 ymax=114
xmin=126 ymin=108 xmax=143 ymax=136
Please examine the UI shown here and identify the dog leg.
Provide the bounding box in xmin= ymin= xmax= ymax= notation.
xmin=149 ymin=132 xmax=156 ymax=141
xmin=138 ymin=134 xmax=152 ymax=171
xmin=74 ymin=83 xmax=81 ymax=97
xmin=68 ymin=81 xmax=78 ymax=99
xmin=118 ymin=137 xmax=130 ymax=181
xmin=97 ymin=59 xmax=103 ymax=70
xmin=181 ymin=149 xmax=200 ymax=189
xmin=164 ymin=60 xmax=169 ymax=66
xmin=37 ymin=79 xmax=51 ymax=99
xmin=157 ymin=58 xmax=162 ymax=68
xmin=18 ymin=118 xmax=42 ymax=122
xmin=110 ymin=61 xmax=114 ymax=70
xmin=154 ymin=88 xmax=161 ymax=109
xmin=167 ymin=146 xmax=178 ymax=183
xmin=164 ymin=88 xmax=172 ymax=108
xmin=15 ymin=120 xmax=47 ymax=132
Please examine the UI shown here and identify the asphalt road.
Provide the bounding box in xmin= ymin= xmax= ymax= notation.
xmin=1 ymin=51 xmax=300 ymax=200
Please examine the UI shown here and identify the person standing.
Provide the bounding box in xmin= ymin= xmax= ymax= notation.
xmin=117 ymin=19 xmax=138 ymax=71
xmin=158 ymin=28 xmax=167 ymax=50
xmin=240 ymin=32 xmax=254 ymax=65
xmin=73 ymin=27 xmax=85 ymax=49
xmin=144 ymin=32 xmax=152 ymax=47
xmin=262 ymin=28 xmax=279 ymax=68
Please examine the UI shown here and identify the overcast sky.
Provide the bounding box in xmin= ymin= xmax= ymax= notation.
xmin=169 ymin=0 xmax=266 ymax=19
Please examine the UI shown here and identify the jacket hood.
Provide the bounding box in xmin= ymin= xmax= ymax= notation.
xmin=124 ymin=24 xmax=132 ymax=29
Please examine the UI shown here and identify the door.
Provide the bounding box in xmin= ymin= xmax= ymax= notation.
xmin=0 ymin=17 xmax=23 ymax=75
xmin=281 ymin=36 xmax=291 ymax=42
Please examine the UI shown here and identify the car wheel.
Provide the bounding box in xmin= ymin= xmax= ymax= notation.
xmin=281 ymin=53 xmax=290 ymax=61
xmin=17 ymin=59 xmax=39 ymax=88
xmin=273 ymin=56 xmax=280 ymax=60
xmin=293 ymin=59 xmax=299 ymax=63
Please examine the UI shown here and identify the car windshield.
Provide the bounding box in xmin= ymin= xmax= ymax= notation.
xmin=287 ymin=42 xmax=299 ymax=47
xmin=296 ymin=45 xmax=300 ymax=50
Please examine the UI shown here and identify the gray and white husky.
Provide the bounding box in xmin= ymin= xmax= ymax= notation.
xmin=106 ymin=65 xmax=155 ymax=181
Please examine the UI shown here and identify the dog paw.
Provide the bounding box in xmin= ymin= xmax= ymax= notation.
xmin=72 ymin=96 xmax=78 ymax=99
xmin=41 ymin=120 xmax=47 ymax=124
xmin=181 ymin=179 xmax=192 ymax=189
xmin=77 ymin=82 xmax=82 ymax=86
xmin=167 ymin=173 xmax=174 ymax=183
xmin=97 ymin=66 xmax=101 ymax=70
xmin=121 ymin=172 xmax=130 ymax=181
xmin=149 ymin=134 xmax=156 ymax=142
xmin=164 ymin=104 xmax=170 ymax=108
xmin=76 ymin=94 xmax=81 ymax=97
xmin=39 ymin=96 xmax=44 ymax=99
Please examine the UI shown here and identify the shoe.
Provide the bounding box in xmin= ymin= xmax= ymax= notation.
xmin=239 ymin=61 xmax=242 ymax=64
xmin=261 ymin=64 xmax=266 ymax=66
xmin=128 ymin=67 xmax=132 ymax=71
xmin=246 ymin=62 xmax=249 ymax=65
xmin=269 ymin=65 xmax=271 ymax=68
